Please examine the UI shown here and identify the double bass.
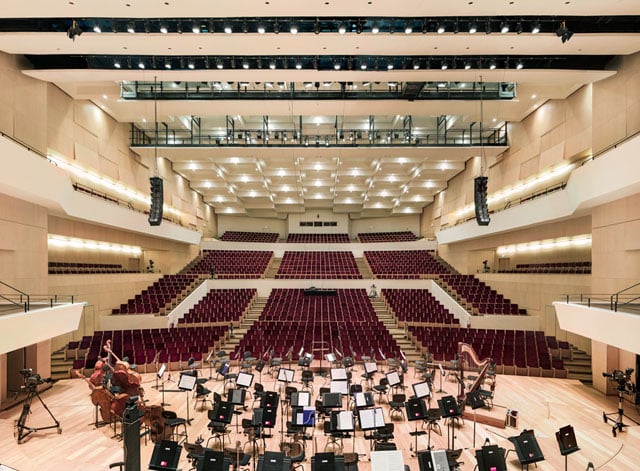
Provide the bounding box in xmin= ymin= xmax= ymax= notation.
xmin=103 ymin=340 xmax=144 ymax=398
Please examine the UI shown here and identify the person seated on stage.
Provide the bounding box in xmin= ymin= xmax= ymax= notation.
xmin=368 ymin=284 xmax=378 ymax=298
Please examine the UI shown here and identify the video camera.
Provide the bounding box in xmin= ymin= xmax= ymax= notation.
xmin=20 ymin=368 xmax=48 ymax=389
xmin=602 ymin=368 xmax=636 ymax=394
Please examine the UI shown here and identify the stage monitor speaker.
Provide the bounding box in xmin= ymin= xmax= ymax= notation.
xmin=149 ymin=440 xmax=182 ymax=471
xmin=556 ymin=425 xmax=580 ymax=456
xmin=198 ymin=449 xmax=231 ymax=471
xmin=149 ymin=176 xmax=164 ymax=226
xmin=474 ymin=176 xmax=490 ymax=226
xmin=508 ymin=430 xmax=545 ymax=465
xmin=475 ymin=444 xmax=506 ymax=471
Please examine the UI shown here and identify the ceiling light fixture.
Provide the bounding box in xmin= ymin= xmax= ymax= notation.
xmin=192 ymin=24 xmax=200 ymax=34
xmin=437 ymin=22 xmax=445 ymax=34
xmin=290 ymin=23 xmax=299 ymax=34
xmin=160 ymin=24 xmax=168 ymax=34
xmin=404 ymin=23 xmax=413 ymax=34
xmin=531 ymin=22 xmax=541 ymax=34
xmin=127 ymin=22 xmax=135 ymax=34
xmin=224 ymin=24 xmax=232 ymax=34
xmin=257 ymin=23 xmax=266 ymax=34
xmin=338 ymin=23 xmax=347 ymax=34
xmin=469 ymin=21 xmax=477 ymax=34
xmin=371 ymin=22 xmax=379 ymax=34
xmin=500 ymin=22 xmax=509 ymax=33
xmin=93 ymin=24 xmax=101 ymax=33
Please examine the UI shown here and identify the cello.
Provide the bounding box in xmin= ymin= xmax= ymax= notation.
xmin=103 ymin=340 xmax=144 ymax=398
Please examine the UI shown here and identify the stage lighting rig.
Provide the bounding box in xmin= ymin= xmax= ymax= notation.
xmin=67 ymin=20 xmax=83 ymax=41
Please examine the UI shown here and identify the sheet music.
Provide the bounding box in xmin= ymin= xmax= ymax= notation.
xmin=364 ymin=362 xmax=377 ymax=374
xmin=292 ymin=391 xmax=310 ymax=407
xmin=386 ymin=371 xmax=401 ymax=386
xmin=359 ymin=407 xmax=385 ymax=430
xmin=330 ymin=380 xmax=349 ymax=395
xmin=157 ymin=363 xmax=166 ymax=379
xmin=331 ymin=368 xmax=348 ymax=380
xmin=277 ymin=368 xmax=294 ymax=382
xmin=178 ymin=373 xmax=196 ymax=391
xmin=430 ymin=450 xmax=450 ymax=471
xmin=336 ymin=411 xmax=354 ymax=431
xmin=371 ymin=451 xmax=403 ymax=471
xmin=237 ymin=371 xmax=254 ymax=388
xmin=413 ymin=381 xmax=430 ymax=399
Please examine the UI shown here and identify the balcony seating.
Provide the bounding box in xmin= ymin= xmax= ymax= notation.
xmin=498 ymin=261 xmax=591 ymax=274
xmin=112 ymin=274 xmax=198 ymax=314
xmin=381 ymin=289 xmax=459 ymax=325
xmin=364 ymin=250 xmax=449 ymax=278
xmin=407 ymin=325 xmax=566 ymax=377
xmin=220 ymin=231 xmax=279 ymax=243
xmin=439 ymin=274 xmax=527 ymax=316
xmin=286 ymin=233 xmax=350 ymax=243
xmin=276 ymin=251 xmax=361 ymax=279
xmin=178 ymin=288 xmax=256 ymax=325
xmin=357 ymin=231 xmax=417 ymax=243
xmin=49 ymin=261 xmax=138 ymax=274
xmin=233 ymin=289 xmax=399 ymax=360
xmin=187 ymin=250 xmax=273 ymax=278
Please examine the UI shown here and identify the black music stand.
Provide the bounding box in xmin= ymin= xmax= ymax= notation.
xmin=475 ymin=444 xmax=507 ymax=471
xmin=179 ymin=372 xmax=197 ymax=425
xmin=292 ymin=406 xmax=316 ymax=440
xmin=197 ymin=449 xmax=231 ymax=471
xmin=406 ymin=397 xmax=428 ymax=456
xmin=353 ymin=391 xmax=374 ymax=409
xmin=257 ymin=451 xmax=291 ymax=471
xmin=508 ymin=430 xmax=545 ymax=469
xmin=466 ymin=390 xmax=485 ymax=448
xmin=149 ymin=439 xmax=182 ymax=471
xmin=438 ymin=395 xmax=461 ymax=451
xmin=228 ymin=388 xmax=247 ymax=432
xmin=329 ymin=410 xmax=355 ymax=452
xmin=311 ymin=452 xmax=345 ymax=471
xmin=417 ymin=449 xmax=450 ymax=471
xmin=555 ymin=425 xmax=580 ymax=471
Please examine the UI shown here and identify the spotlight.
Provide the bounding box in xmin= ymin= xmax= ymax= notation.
xmin=516 ymin=61 xmax=524 ymax=69
xmin=441 ymin=61 xmax=448 ymax=70
xmin=93 ymin=24 xmax=101 ymax=34
xmin=437 ymin=22 xmax=445 ymax=34
xmin=127 ymin=22 xmax=135 ymax=34
xmin=138 ymin=61 xmax=145 ymax=69
xmin=242 ymin=60 xmax=249 ymax=69
xmin=160 ymin=24 xmax=168 ymax=34
xmin=500 ymin=22 xmax=509 ymax=33
xmin=404 ymin=23 xmax=413 ymax=34
xmin=114 ymin=60 xmax=121 ymax=69
xmin=531 ymin=22 xmax=541 ymax=34
xmin=360 ymin=63 xmax=367 ymax=70
xmin=387 ymin=63 xmax=394 ymax=70
xmin=489 ymin=61 xmax=497 ymax=70
xmin=556 ymin=21 xmax=573 ymax=43
xmin=295 ymin=62 xmax=302 ymax=70
xmin=224 ymin=24 xmax=232 ymax=34
xmin=464 ymin=61 xmax=472 ymax=70
xmin=67 ymin=20 xmax=83 ymax=41
xmin=216 ymin=60 xmax=224 ymax=69
xmin=257 ymin=23 xmax=266 ymax=34
xmin=290 ymin=23 xmax=298 ymax=34
xmin=269 ymin=61 xmax=276 ymax=69
xmin=165 ymin=60 xmax=172 ymax=69
xmin=334 ymin=62 xmax=341 ymax=70
xmin=412 ymin=60 xmax=420 ymax=70
xmin=188 ymin=61 xmax=195 ymax=69
xmin=338 ymin=23 xmax=347 ymax=34
xmin=192 ymin=24 xmax=200 ymax=34
xmin=469 ymin=21 xmax=477 ymax=34
xmin=371 ymin=22 xmax=379 ymax=34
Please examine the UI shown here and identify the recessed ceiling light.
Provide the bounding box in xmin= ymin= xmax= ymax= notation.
xmin=93 ymin=24 xmax=101 ymax=33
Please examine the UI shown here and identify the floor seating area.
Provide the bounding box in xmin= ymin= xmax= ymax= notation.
xmin=112 ymin=274 xmax=199 ymax=314
xmin=381 ymin=288 xmax=459 ymax=325
xmin=286 ymin=233 xmax=350 ymax=243
xmin=364 ymin=250 xmax=449 ymax=278
xmin=408 ymin=325 xmax=567 ymax=377
xmin=188 ymin=250 xmax=273 ymax=278
xmin=69 ymin=325 xmax=229 ymax=373
xmin=178 ymin=288 xmax=256 ymax=325
xmin=357 ymin=231 xmax=417 ymax=243
xmin=276 ymin=251 xmax=362 ymax=279
xmin=219 ymin=231 xmax=279 ymax=243
xmin=499 ymin=261 xmax=591 ymax=274
xmin=234 ymin=288 xmax=399 ymax=360
xmin=439 ymin=274 xmax=527 ymax=315
xmin=49 ymin=261 xmax=137 ymax=274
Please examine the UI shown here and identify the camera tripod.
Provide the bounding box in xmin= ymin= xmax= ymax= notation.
xmin=603 ymin=387 xmax=639 ymax=437
xmin=15 ymin=385 xmax=62 ymax=443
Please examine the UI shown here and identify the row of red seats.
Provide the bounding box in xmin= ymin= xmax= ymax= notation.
xmin=357 ymin=231 xmax=417 ymax=243
xmin=382 ymin=288 xmax=459 ymax=324
xmin=220 ymin=231 xmax=279 ymax=243
xmin=286 ymin=233 xmax=351 ymax=243
xmin=112 ymin=274 xmax=198 ymax=314
xmin=439 ymin=274 xmax=527 ymax=316
xmin=178 ymin=288 xmax=256 ymax=324
xmin=49 ymin=261 xmax=136 ymax=274
xmin=188 ymin=250 xmax=273 ymax=276
xmin=499 ymin=261 xmax=591 ymax=274
xmin=276 ymin=251 xmax=362 ymax=279
xmin=364 ymin=250 xmax=449 ymax=276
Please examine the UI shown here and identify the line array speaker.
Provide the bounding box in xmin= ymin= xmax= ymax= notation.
xmin=474 ymin=176 xmax=490 ymax=226
xmin=149 ymin=176 xmax=163 ymax=226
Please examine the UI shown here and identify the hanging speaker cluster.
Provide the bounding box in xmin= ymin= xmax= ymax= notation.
xmin=474 ymin=176 xmax=490 ymax=226
xmin=148 ymin=176 xmax=163 ymax=226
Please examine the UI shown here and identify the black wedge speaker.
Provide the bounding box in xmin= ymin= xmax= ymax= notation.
xmin=474 ymin=176 xmax=490 ymax=226
xmin=148 ymin=176 xmax=163 ymax=226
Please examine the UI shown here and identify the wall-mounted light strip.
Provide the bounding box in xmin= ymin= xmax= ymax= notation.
xmin=47 ymin=153 xmax=182 ymax=218
xmin=496 ymin=234 xmax=591 ymax=256
xmin=48 ymin=234 xmax=142 ymax=256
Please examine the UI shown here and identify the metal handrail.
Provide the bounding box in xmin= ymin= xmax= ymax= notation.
xmin=611 ymin=281 xmax=640 ymax=312
xmin=562 ymin=292 xmax=640 ymax=313
xmin=0 ymin=280 xmax=30 ymax=311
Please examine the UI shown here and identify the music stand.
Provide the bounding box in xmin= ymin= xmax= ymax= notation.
xmin=257 ymin=451 xmax=290 ymax=471
xmin=353 ymin=391 xmax=374 ymax=409
xmin=277 ymin=368 xmax=295 ymax=384
xmin=358 ymin=407 xmax=385 ymax=431
xmin=508 ymin=430 xmax=545 ymax=469
xmin=330 ymin=380 xmax=349 ymax=395
xmin=331 ymin=368 xmax=348 ymax=381
xmin=197 ymin=449 xmax=231 ymax=471
xmin=292 ymin=406 xmax=316 ymax=439
xmin=437 ymin=396 xmax=461 ymax=451
xmin=179 ymin=373 xmax=197 ymax=424
xmin=157 ymin=364 xmax=170 ymax=406
xmin=237 ymin=371 xmax=254 ymax=389
xmin=466 ymin=390 xmax=485 ymax=447
xmin=417 ymin=450 xmax=450 ymax=471
xmin=228 ymin=388 xmax=247 ymax=432
xmin=386 ymin=371 xmax=401 ymax=390
xmin=291 ymin=391 xmax=311 ymax=408
xmin=556 ymin=425 xmax=579 ymax=471
xmin=311 ymin=452 xmax=345 ymax=471
xmin=330 ymin=410 xmax=355 ymax=452
xmin=325 ymin=353 xmax=336 ymax=364
xmin=322 ymin=392 xmax=342 ymax=409
xmin=475 ymin=444 xmax=506 ymax=471
xmin=412 ymin=381 xmax=431 ymax=400
xmin=206 ymin=350 xmax=215 ymax=380
xmin=406 ymin=398 xmax=428 ymax=455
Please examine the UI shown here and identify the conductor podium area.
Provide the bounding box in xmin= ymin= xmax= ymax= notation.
xmin=0 ymin=361 xmax=638 ymax=471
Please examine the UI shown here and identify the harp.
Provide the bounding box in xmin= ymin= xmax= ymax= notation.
xmin=457 ymin=342 xmax=493 ymax=404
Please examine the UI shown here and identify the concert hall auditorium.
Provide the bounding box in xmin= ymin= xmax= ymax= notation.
xmin=1 ymin=2 xmax=640 ymax=470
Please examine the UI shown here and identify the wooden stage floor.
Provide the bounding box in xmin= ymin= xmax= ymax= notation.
xmin=1 ymin=365 xmax=639 ymax=471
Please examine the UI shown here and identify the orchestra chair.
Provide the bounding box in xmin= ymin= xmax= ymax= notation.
xmin=281 ymin=435 xmax=306 ymax=471
xmin=347 ymin=384 xmax=363 ymax=410
xmin=301 ymin=370 xmax=314 ymax=393
xmin=389 ymin=394 xmax=406 ymax=420
xmin=323 ymin=421 xmax=344 ymax=452
xmin=162 ymin=410 xmax=188 ymax=445
xmin=251 ymin=383 xmax=265 ymax=409
xmin=207 ymin=409 xmax=231 ymax=451
xmin=372 ymin=424 xmax=395 ymax=451
xmin=195 ymin=382 xmax=213 ymax=410
xmin=373 ymin=378 xmax=389 ymax=404
xmin=226 ymin=440 xmax=252 ymax=471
